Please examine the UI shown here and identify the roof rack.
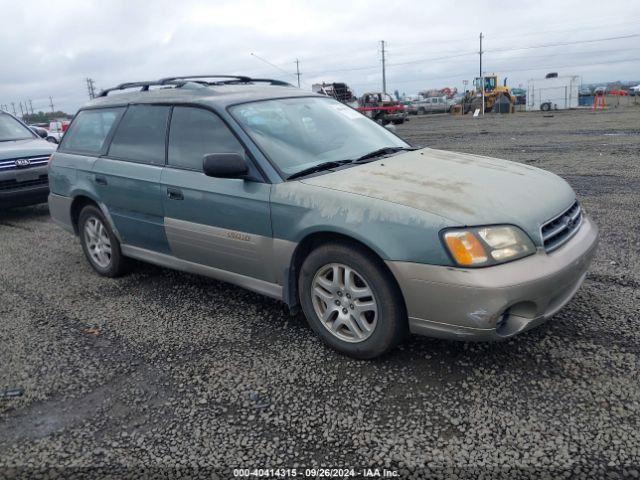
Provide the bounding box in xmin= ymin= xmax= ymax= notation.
xmin=97 ymin=81 xmax=178 ymax=97
xmin=98 ymin=75 xmax=293 ymax=97
xmin=244 ymin=78 xmax=292 ymax=87
xmin=158 ymin=75 xmax=292 ymax=87
xmin=158 ymin=75 xmax=253 ymax=84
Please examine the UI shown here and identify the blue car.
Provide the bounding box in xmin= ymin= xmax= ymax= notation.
xmin=48 ymin=75 xmax=598 ymax=358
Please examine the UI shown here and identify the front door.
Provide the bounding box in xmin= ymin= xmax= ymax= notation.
xmin=161 ymin=106 xmax=273 ymax=282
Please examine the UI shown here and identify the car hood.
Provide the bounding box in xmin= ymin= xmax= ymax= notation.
xmin=0 ymin=138 xmax=56 ymax=161
xmin=301 ymin=148 xmax=576 ymax=244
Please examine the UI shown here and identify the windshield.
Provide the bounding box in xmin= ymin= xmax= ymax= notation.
xmin=230 ymin=97 xmax=409 ymax=177
xmin=0 ymin=114 xmax=35 ymax=141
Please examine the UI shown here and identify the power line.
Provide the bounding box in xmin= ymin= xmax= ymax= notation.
xmin=304 ymin=32 xmax=639 ymax=79
xmin=486 ymin=33 xmax=639 ymax=54
xmin=265 ymin=14 xmax=640 ymax=68
xmin=484 ymin=16 xmax=640 ymax=42
xmin=304 ymin=51 xmax=476 ymax=76
xmin=250 ymin=52 xmax=295 ymax=77
xmin=350 ymin=56 xmax=640 ymax=91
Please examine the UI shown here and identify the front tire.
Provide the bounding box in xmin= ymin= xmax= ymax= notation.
xmin=78 ymin=205 xmax=128 ymax=277
xmin=299 ymin=242 xmax=407 ymax=359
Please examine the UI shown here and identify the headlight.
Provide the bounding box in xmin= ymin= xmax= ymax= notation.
xmin=442 ymin=225 xmax=535 ymax=267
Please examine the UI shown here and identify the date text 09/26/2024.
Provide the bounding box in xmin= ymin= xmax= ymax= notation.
xmin=233 ymin=468 xmax=399 ymax=477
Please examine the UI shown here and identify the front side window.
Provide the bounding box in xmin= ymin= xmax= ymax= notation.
xmin=230 ymin=97 xmax=408 ymax=177
xmin=168 ymin=107 xmax=244 ymax=171
xmin=108 ymin=105 xmax=170 ymax=164
xmin=0 ymin=113 xmax=36 ymax=141
xmin=59 ymin=108 xmax=124 ymax=154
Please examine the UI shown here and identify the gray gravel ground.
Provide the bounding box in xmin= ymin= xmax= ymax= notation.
xmin=1 ymin=106 xmax=639 ymax=479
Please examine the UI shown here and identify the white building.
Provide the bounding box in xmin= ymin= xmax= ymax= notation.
xmin=526 ymin=74 xmax=580 ymax=111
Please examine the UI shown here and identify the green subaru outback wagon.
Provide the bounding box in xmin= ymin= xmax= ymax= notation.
xmin=48 ymin=75 xmax=598 ymax=358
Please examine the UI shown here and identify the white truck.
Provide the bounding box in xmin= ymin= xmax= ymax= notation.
xmin=413 ymin=95 xmax=456 ymax=114
xmin=46 ymin=121 xmax=66 ymax=143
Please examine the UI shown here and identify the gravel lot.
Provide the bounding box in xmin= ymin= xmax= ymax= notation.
xmin=1 ymin=106 xmax=639 ymax=479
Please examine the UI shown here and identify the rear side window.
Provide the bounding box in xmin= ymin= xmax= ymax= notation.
xmin=168 ymin=107 xmax=244 ymax=171
xmin=59 ymin=108 xmax=123 ymax=154
xmin=108 ymin=105 xmax=170 ymax=164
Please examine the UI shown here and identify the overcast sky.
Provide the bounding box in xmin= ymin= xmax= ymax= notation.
xmin=1 ymin=0 xmax=639 ymax=114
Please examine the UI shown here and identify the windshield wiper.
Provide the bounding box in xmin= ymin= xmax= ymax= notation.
xmin=286 ymin=147 xmax=416 ymax=180
xmin=287 ymin=160 xmax=354 ymax=180
xmin=354 ymin=146 xmax=416 ymax=163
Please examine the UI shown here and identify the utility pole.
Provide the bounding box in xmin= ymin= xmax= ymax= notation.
xmin=49 ymin=96 xmax=55 ymax=113
xmin=380 ymin=40 xmax=387 ymax=94
xmin=86 ymin=78 xmax=96 ymax=99
xmin=294 ymin=59 xmax=301 ymax=88
xmin=19 ymin=102 xmax=24 ymax=118
xmin=11 ymin=102 xmax=17 ymax=116
xmin=479 ymin=32 xmax=485 ymax=115
xmin=28 ymin=99 xmax=34 ymax=115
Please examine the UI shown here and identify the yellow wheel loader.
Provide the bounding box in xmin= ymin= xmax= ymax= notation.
xmin=463 ymin=74 xmax=515 ymax=114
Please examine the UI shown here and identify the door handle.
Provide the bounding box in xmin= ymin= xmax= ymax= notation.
xmin=167 ymin=187 xmax=184 ymax=200
xmin=95 ymin=175 xmax=108 ymax=186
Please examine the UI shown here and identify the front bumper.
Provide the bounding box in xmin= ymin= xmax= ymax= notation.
xmin=0 ymin=166 xmax=49 ymax=209
xmin=386 ymin=216 xmax=599 ymax=341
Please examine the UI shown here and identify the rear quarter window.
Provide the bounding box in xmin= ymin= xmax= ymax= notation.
xmin=59 ymin=108 xmax=124 ymax=155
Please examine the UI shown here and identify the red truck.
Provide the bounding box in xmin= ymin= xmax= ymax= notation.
xmin=357 ymin=92 xmax=407 ymax=125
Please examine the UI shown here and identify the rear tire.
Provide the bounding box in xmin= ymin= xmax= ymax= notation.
xmin=298 ymin=242 xmax=407 ymax=359
xmin=78 ymin=205 xmax=128 ymax=277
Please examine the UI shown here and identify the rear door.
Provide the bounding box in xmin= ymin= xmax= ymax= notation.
xmin=92 ymin=104 xmax=171 ymax=253
xmin=161 ymin=106 xmax=273 ymax=281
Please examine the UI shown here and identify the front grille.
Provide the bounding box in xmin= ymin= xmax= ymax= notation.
xmin=0 ymin=175 xmax=48 ymax=192
xmin=0 ymin=155 xmax=50 ymax=171
xmin=541 ymin=201 xmax=582 ymax=252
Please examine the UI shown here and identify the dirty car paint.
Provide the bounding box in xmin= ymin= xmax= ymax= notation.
xmin=270 ymin=181 xmax=453 ymax=266
xmin=300 ymin=147 xmax=577 ymax=246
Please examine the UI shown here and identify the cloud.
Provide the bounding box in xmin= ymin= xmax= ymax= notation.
xmin=1 ymin=0 xmax=639 ymax=113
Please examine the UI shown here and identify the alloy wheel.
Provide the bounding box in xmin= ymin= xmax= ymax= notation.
xmin=311 ymin=263 xmax=378 ymax=343
xmin=84 ymin=216 xmax=112 ymax=268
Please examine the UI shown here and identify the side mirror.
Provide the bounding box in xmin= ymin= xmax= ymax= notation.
xmin=203 ymin=153 xmax=249 ymax=179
